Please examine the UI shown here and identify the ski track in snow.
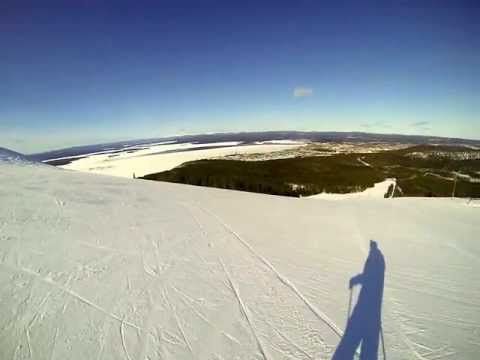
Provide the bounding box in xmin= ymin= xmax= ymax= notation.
xmin=219 ymin=259 xmax=272 ymax=360
xmin=164 ymin=288 xmax=195 ymax=356
xmin=0 ymin=262 xmax=144 ymax=332
xmin=260 ymin=316 xmax=315 ymax=359
xmin=195 ymin=202 xmax=344 ymax=339
xmin=351 ymin=202 xmax=463 ymax=360
xmin=1 ymin=162 xmax=478 ymax=359
xmin=182 ymin=200 xmax=335 ymax=358
xmin=351 ymin=203 xmax=423 ymax=360
xmin=120 ymin=317 xmax=133 ymax=360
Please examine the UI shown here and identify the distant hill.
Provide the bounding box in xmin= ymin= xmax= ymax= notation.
xmin=0 ymin=147 xmax=31 ymax=163
xmin=29 ymin=131 xmax=480 ymax=161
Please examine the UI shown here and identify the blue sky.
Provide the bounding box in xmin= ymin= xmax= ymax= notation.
xmin=1 ymin=0 xmax=479 ymax=153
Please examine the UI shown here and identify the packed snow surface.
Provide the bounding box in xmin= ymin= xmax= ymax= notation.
xmin=0 ymin=161 xmax=479 ymax=359
xmin=60 ymin=141 xmax=304 ymax=178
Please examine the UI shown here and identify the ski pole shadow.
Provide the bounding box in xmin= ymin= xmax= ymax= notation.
xmin=332 ymin=240 xmax=386 ymax=360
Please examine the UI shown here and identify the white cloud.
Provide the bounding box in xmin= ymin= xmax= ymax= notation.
xmin=411 ymin=121 xmax=430 ymax=127
xmin=293 ymin=86 xmax=313 ymax=97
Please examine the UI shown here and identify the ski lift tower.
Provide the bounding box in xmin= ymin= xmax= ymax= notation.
xmin=451 ymin=174 xmax=457 ymax=198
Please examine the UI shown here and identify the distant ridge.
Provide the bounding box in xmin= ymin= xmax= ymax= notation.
xmin=0 ymin=147 xmax=33 ymax=164
xmin=29 ymin=131 xmax=480 ymax=162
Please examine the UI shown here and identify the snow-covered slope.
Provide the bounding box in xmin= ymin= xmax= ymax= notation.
xmin=0 ymin=161 xmax=478 ymax=359
xmin=307 ymin=179 xmax=397 ymax=200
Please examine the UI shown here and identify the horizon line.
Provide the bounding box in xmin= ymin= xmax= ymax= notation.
xmin=20 ymin=129 xmax=480 ymax=155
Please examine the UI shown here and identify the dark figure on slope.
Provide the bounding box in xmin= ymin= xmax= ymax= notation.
xmin=332 ymin=240 xmax=385 ymax=360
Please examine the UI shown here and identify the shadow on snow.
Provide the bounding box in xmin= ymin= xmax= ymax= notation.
xmin=332 ymin=240 xmax=386 ymax=360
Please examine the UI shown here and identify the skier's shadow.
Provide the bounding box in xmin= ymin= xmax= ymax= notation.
xmin=332 ymin=240 xmax=385 ymax=360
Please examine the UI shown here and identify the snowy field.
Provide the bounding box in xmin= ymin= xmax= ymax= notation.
xmin=59 ymin=141 xmax=305 ymax=178
xmin=0 ymin=161 xmax=479 ymax=359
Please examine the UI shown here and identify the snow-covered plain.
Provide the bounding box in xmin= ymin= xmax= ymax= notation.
xmin=1 ymin=161 xmax=479 ymax=359
xmin=60 ymin=142 xmax=304 ymax=178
